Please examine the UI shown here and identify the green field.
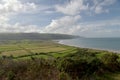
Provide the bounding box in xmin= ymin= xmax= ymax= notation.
xmin=0 ymin=40 xmax=77 ymax=59
xmin=0 ymin=40 xmax=120 ymax=80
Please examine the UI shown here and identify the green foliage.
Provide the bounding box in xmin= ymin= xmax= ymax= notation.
xmin=56 ymin=57 xmax=104 ymax=79
xmin=56 ymin=48 xmax=120 ymax=80
xmin=0 ymin=42 xmax=120 ymax=80
xmin=59 ymin=72 xmax=71 ymax=80
xmin=101 ymin=53 xmax=119 ymax=64
xmin=101 ymin=53 xmax=120 ymax=72
xmin=0 ymin=58 xmax=60 ymax=80
xmin=7 ymin=71 xmax=15 ymax=80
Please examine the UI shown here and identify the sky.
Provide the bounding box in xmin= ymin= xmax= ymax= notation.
xmin=0 ymin=0 xmax=120 ymax=37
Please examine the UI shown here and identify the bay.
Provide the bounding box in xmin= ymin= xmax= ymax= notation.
xmin=60 ymin=38 xmax=120 ymax=52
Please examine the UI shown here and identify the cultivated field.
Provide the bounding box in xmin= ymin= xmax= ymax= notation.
xmin=0 ymin=40 xmax=77 ymax=59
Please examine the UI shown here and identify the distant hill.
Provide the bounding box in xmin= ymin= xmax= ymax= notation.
xmin=0 ymin=33 xmax=79 ymax=41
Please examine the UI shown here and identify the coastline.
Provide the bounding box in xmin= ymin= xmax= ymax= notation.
xmin=58 ymin=40 xmax=120 ymax=54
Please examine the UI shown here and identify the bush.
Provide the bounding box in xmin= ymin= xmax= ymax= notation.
xmin=7 ymin=71 xmax=15 ymax=80
xmin=101 ymin=53 xmax=120 ymax=71
xmin=56 ymin=56 xmax=104 ymax=79
xmin=87 ymin=58 xmax=104 ymax=75
xmin=0 ymin=58 xmax=60 ymax=80
xmin=59 ymin=72 xmax=71 ymax=80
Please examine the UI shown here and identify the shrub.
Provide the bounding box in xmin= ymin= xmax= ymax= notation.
xmin=59 ymin=72 xmax=71 ymax=80
xmin=7 ymin=71 xmax=15 ymax=80
xmin=101 ymin=53 xmax=120 ymax=71
xmin=56 ymin=57 xmax=103 ymax=79
xmin=0 ymin=58 xmax=60 ymax=80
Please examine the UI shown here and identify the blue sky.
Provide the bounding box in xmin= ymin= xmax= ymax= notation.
xmin=0 ymin=0 xmax=120 ymax=37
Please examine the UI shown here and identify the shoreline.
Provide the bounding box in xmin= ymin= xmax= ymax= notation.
xmin=58 ymin=40 xmax=120 ymax=54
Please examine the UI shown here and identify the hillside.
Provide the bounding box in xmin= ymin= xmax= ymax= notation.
xmin=0 ymin=40 xmax=120 ymax=80
xmin=0 ymin=33 xmax=79 ymax=41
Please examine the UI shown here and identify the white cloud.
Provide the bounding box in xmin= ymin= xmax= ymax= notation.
xmin=0 ymin=23 xmax=42 ymax=33
xmin=91 ymin=0 xmax=117 ymax=14
xmin=46 ymin=0 xmax=118 ymax=37
xmin=72 ymin=19 xmax=120 ymax=35
xmin=0 ymin=0 xmax=42 ymax=33
xmin=44 ymin=15 xmax=81 ymax=33
xmin=55 ymin=0 xmax=88 ymax=15
xmin=0 ymin=0 xmax=37 ymax=22
xmin=0 ymin=0 xmax=118 ymax=35
xmin=44 ymin=17 xmax=120 ymax=35
xmin=55 ymin=0 xmax=117 ymax=15
xmin=0 ymin=0 xmax=36 ymax=13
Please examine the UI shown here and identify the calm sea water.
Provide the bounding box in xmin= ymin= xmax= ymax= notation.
xmin=60 ymin=38 xmax=120 ymax=52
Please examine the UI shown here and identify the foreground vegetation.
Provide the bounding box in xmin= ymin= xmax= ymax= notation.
xmin=0 ymin=40 xmax=120 ymax=80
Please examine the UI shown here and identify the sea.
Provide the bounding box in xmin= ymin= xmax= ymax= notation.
xmin=60 ymin=38 xmax=120 ymax=52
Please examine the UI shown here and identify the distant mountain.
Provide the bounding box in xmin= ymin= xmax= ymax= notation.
xmin=0 ymin=33 xmax=79 ymax=41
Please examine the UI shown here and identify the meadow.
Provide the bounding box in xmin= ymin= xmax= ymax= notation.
xmin=0 ymin=40 xmax=77 ymax=59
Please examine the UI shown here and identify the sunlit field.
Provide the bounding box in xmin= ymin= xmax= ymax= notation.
xmin=0 ymin=40 xmax=77 ymax=59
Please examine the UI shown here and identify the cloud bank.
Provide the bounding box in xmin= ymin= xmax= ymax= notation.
xmin=0 ymin=0 xmax=119 ymax=37
xmin=44 ymin=0 xmax=119 ymax=36
xmin=0 ymin=0 xmax=40 ymax=33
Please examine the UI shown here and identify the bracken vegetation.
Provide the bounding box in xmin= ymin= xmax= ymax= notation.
xmin=0 ymin=48 xmax=120 ymax=80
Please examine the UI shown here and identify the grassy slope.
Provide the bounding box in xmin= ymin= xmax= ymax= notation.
xmin=0 ymin=40 xmax=120 ymax=80
xmin=0 ymin=40 xmax=76 ymax=59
